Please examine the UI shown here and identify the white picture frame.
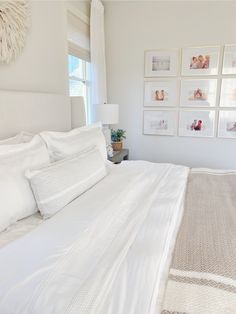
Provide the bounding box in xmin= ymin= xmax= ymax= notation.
xmin=220 ymin=78 xmax=236 ymax=108
xmin=144 ymin=49 xmax=179 ymax=77
xmin=179 ymin=110 xmax=215 ymax=137
xmin=144 ymin=80 xmax=178 ymax=107
xmin=182 ymin=46 xmax=220 ymax=76
xmin=180 ymin=79 xmax=217 ymax=107
xmin=143 ymin=110 xmax=176 ymax=136
xmin=218 ymin=110 xmax=236 ymax=138
xmin=222 ymin=44 xmax=236 ymax=75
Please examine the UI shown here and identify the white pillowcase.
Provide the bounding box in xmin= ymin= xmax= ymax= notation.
xmin=27 ymin=147 xmax=107 ymax=218
xmin=0 ymin=135 xmax=50 ymax=232
xmin=0 ymin=131 xmax=34 ymax=145
xmin=40 ymin=122 xmax=107 ymax=162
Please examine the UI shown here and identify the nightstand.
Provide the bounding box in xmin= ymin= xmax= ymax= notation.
xmin=108 ymin=149 xmax=129 ymax=164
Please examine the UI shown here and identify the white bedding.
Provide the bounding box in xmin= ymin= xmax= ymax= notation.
xmin=0 ymin=213 xmax=43 ymax=249
xmin=0 ymin=161 xmax=188 ymax=314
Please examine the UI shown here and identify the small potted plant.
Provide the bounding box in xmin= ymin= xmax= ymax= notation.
xmin=111 ymin=129 xmax=126 ymax=151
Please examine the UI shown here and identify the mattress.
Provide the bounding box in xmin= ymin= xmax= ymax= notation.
xmin=0 ymin=161 xmax=188 ymax=314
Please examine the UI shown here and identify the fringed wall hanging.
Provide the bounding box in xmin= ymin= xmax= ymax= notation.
xmin=0 ymin=1 xmax=30 ymax=64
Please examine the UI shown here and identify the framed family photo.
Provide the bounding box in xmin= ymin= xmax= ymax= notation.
xmin=218 ymin=111 xmax=236 ymax=138
xmin=144 ymin=80 xmax=178 ymax=107
xmin=179 ymin=110 xmax=215 ymax=137
xmin=143 ymin=110 xmax=176 ymax=136
xmin=180 ymin=79 xmax=217 ymax=107
xmin=220 ymin=78 xmax=236 ymax=107
xmin=144 ymin=49 xmax=179 ymax=77
xmin=182 ymin=46 xmax=220 ymax=76
xmin=222 ymin=45 xmax=236 ymax=75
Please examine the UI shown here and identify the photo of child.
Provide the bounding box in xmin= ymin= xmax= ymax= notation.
xmin=153 ymin=89 xmax=168 ymax=101
xmin=152 ymin=56 xmax=170 ymax=71
xmin=190 ymin=55 xmax=210 ymax=69
xmin=179 ymin=110 xmax=214 ymax=137
xmin=150 ymin=119 xmax=168 ymax=130
xmin=188 ymin=88 xmax=208 ymax=101
xmin=189 ymin=119 xmax=204 ymax=131
xmin=227 ymin=121 xmax=236 ymax=132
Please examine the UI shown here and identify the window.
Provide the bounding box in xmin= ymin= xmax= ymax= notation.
xmin=68 ymin=54 xmax=91 ymax=122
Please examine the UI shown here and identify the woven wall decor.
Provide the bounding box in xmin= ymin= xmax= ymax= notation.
xmin=0 ymin=1 xmax=31 ymax=64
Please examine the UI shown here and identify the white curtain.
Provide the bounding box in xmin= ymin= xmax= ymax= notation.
xmin=90 ymin=0 xmax=107 ymax=123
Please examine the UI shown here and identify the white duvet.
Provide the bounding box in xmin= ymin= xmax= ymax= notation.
xmin=0 ymin=161 xmax=188 ymax=314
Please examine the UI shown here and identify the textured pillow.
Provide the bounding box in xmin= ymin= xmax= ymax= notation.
xmin=26 ymin=147 xmax=107 ymax=218
xmin=0 ymin=136 xmax=50 ymax=232
xmin=0 ymin=131 xmax=34 ymax=145
xmin=40 ymin=122 xmax=107 ymax=162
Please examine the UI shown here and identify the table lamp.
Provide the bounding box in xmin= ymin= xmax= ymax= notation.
xmin=96 ymin=103 xmax=119 ymax=144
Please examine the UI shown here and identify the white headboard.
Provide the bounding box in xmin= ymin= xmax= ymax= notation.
xmin=0 ymin=91 xmax=86 ymax=139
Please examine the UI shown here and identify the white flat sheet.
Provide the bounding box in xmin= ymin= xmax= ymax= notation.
xmin=0 ymin=213 xmax=43 ymax=248
xmin=0 ymin=161 xmax=188 ymax=314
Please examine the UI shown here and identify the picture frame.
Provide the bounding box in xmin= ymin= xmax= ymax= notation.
xmin=143 ymin=110 xmax=176 ymax=136
xmin=144 ymin=80 xmax=178 ymax=107
xmin=220 ymin=78 xmax=236 ymax=108
xmin=218 ymin=110 xmax=236 ymax=138
xmin=222 ymin=44 xmax=236 ymax=75
xmin=182 ymin=46 xmax=220 ymax=76
xmin=179 ymin=110 xmax=215 ymax=137
xmin=180 ymin=79 xmax=217 ymax=107
xmin=144 ymin=49 xmax=179 ymax=77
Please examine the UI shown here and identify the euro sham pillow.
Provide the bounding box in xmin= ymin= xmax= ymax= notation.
xmin=0 ymin=131 xmax=34 ymax=145
xmin=40 ymin=122 xmax=107 ymax=162
xmin=0 ymin=136 xmax=50 ymax=232
xmin=26 ymin=147 xmax=107 ymax=218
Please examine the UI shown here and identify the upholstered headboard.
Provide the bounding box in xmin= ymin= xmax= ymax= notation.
xmin=0 ymin=91 xmax=86 ymax=139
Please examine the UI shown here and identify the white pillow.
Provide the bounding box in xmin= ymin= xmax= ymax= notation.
xmin=26 ymin=147 xmax=107 ymax=218
xmin=40 ymin=122 xmax=107 ymax=162
xmin=0 ymin=135 xmax=50 ymax=232
xmin=0 ymin=131 xmax=34 ymax=145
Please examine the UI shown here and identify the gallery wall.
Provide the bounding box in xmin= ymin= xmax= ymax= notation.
xmin=104 ymin=1 xmax=236 ymax=169
xmin=0 ymin=1 xmax=68 ymax=95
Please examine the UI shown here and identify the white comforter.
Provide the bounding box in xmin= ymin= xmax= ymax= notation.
xmin=0 ymin=161 xmax=188 ymax=314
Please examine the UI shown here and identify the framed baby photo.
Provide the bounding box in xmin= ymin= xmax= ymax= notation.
xmin=143 ymin=110 xmax=177 ymax=136
xmin=144 ymin=49 xmax=179 ymax=77
xmin=220 ymin=78 xmax=236 ymax=107
xmin=179 ymin=110 xmax=215 ymax=137
xmin=222 ymin=45 xmax=236 ymax=75
xmin=180 ymin=79 xmax=217 ymax=107
xmin=144 ymin=80 xmax=178 ymax=107
xmin=218 ymin=110 xmax=236 ymax=138
xmin=182 ymin=46 xmax=220 ymax=76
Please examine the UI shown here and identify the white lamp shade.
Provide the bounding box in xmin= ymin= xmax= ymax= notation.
xmin=96 ymin=104 xmax=119 ymax=125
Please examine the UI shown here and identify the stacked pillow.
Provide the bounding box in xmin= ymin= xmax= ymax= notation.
xmin=0 ymin=123 xmax=108 ymax=232
xmin=40 ymin=122 xmax=107 ymax=162
xmin=26 ymin=146 xmax=107 ymax=218
xmin=0 ymin=131 xmax=33 ymax=145
xmin=0 ymin=135 xmax=50 ymax=232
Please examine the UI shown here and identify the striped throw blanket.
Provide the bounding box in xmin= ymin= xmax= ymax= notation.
xmin=161 ymin=169 xmax=236 ymax=313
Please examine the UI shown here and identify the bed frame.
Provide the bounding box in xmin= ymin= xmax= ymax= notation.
xmin=0 ymin=90 xmax=86 ymax=139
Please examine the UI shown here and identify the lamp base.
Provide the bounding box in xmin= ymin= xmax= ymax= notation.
xmin=102 ymin=125 xmax=111 ymax=145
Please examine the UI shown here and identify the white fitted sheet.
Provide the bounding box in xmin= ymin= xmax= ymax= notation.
xmin=0 ymin=161 xmax=189 ymax=314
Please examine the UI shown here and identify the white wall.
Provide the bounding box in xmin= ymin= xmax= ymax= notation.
xmin=0 ymin=1 xmax=68 ymax=95
xmin=105 ymin=1 xmax=236 ymax=169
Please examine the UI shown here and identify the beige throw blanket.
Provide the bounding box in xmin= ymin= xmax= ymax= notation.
xmin=161 ymin=169 xmax=236 ymax=313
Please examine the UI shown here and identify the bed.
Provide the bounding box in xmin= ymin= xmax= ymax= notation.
xmin=0 ymin=91 xmax=235 ymax=314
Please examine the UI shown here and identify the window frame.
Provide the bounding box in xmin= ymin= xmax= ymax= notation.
xmin=68 ymin=54 xmax=91 ymax=123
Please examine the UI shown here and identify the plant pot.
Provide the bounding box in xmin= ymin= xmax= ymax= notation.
xmin=112 ymin=141 xmax=123 ymax=151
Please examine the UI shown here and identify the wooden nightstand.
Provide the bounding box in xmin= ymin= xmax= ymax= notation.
xmin=108 ymin=149 xmax=129 ymax=164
